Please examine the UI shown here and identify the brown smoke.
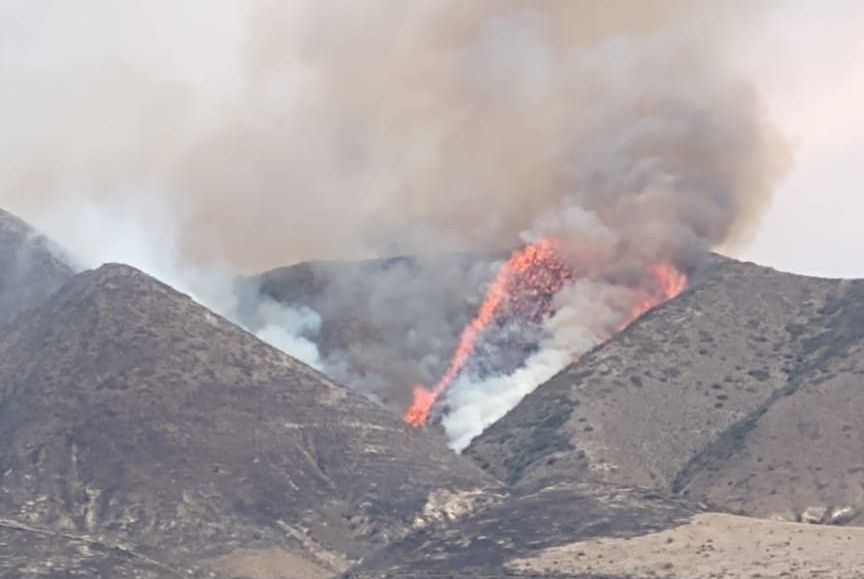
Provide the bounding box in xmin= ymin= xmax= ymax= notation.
xmin=0 ymin=1 xmax=790 ymax=270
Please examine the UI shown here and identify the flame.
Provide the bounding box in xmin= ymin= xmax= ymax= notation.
xmin=623 ymin=263 xmax=689 ymax=328
xmin=403 ymin=239 xmax=568 ymax=427
xmin=403 ymin=240 xmax=689 ymax=428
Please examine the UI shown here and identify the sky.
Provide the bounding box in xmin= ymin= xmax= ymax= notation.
xmin=734 ymin=1 xmax=864 ymax=278
xmin=0 ymin=1 xmax=862 ymax=279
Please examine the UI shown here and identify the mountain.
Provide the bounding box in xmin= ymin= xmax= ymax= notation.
xmin=250 ymin=253 xmax=503 ymax=411
xmin=0 ymin=264 xmax=500 ymax=578
xmin=678 ymin=278 xmax=864 ymax=523
xmin=466 ymin=256 xmax=864 ymax=524
xmin=344 ymin=256 xmax=864 ymax=578
xmin=0 ymin=207 xmax=73 ymax=328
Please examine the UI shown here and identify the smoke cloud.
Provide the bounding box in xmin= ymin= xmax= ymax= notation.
xmin=34 ymin=193 xmax=323 ymax=368
xmin=0 ymin=1 xmax=789 ymax=269
xmin=0 ymin=2 xmax=793 ymax=444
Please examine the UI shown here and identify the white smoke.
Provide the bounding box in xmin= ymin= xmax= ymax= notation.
xmin=32 ymin=193 xmax=323 ymax=369
xmin=253 ymin=299 xmax=323 ymax=369
xmin=0 ymin=1 xmax=797 ymax=440
xmin=443 ymin=278 xmax=644 ymax=451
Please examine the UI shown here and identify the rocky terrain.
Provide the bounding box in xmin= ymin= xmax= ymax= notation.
xmin=466 ymin=256 xmax=864 ymax=524
xmin=0 ymin=262 xmax=500 ymax=578
xmin=347 ymin=499 xmax=864 ymax=579
xmin=680 ymin=285 xmax=864 ymax=523
xmin=0 ymin=208 xmax=73 ymax=328
xmin=1 ymin=209 xmax=863 ymax=578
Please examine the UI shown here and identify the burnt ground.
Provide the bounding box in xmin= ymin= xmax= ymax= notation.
xmin=345 ymin=481 xmax=696 ymax=578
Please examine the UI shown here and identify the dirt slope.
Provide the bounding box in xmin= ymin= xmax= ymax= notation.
xmin=467 ymin=257 xmax=864 ymax=524
xmin=0 ymin=264 xmax=500 ymax=577
xmin=679 ymin=281 xmax=864 ymax=523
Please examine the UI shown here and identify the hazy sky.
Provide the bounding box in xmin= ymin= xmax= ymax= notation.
xmin=734 ymin=1 xmax=864 ymax=278
xmin=0 ymin=1 xmax=862 ymax=278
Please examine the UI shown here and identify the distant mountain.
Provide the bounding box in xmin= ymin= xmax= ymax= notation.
xmin=0 ymin=207 xmax=73 ymax=328
xmin=251 ymin=253 xmax=504 ymax=411
xmin=466 ymin=256 xmax=864 ymax=524
xmin=0 ymin=264 xmax=500 ymax=578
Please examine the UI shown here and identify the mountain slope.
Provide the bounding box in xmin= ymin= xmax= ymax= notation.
xmin=251 ymin=253 xmax=503 ymax=411
xmin=466 ymin=257 xmax=864 ymax=522
xmin=0 ymin=207 xmax=73 ymax=328
xmin=346 ymin=258 xmax=864 ymax=577
xmin=0 ymin=264 xmax=500 ymax=577
xmin=677 ymin=279 xmax=864 ymax=523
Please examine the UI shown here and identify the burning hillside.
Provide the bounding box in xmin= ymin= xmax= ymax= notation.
xmin=404 ymin=237 xmax=688 ymax=443
xmin=404 ymin=239 xmax=572 ymax=427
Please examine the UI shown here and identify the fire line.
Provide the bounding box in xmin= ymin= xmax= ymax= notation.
xmin=403 ymin=240 xmax=687 ymax=428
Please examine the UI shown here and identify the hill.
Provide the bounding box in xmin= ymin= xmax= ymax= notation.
xmin=251 ymin=253 xmax=503 ymax=411
xmin=466 ymin=256 xmax=864 ymax=524
xmin=0 ymin=207 xmax=73 ymax=328
xmin=0 ymin=264 xmax=500 ymax=577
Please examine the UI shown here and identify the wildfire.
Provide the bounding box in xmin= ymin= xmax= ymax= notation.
xmin=403 ymin=239 xmax=569 ymax=427
xmin=622 ymin=263 xmax=689 ymax=329
xmin=403 ymin=240 xmax=689 ymax=428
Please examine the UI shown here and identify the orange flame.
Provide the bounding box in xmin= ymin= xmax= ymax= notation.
xmin=403 ymin=239 xmax=567 ymax=427
xmin=623 ymin=263 xmax=689 ymax=328
xmin=403 ymin=240 xmax=689 ymax=428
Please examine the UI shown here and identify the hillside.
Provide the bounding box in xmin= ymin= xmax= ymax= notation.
xmin=346 ymin=496 xmax=864 ymax=579
xmin=2 ymin=208 xmax=863 ymax=578
xmin=0 ymin=264 xmax=501 ymax=578
xmin=678 ymin=279 xmax=864 ymax=522
xmin=466 ymin=256 xmax=864 ymax=524
xmin=0 ymin=207 xmax=73 ymax=328
xmin=345 ymin=257 xmax=864 ymax=578
xmin=251 ymin=253 xmax=504 ymax=411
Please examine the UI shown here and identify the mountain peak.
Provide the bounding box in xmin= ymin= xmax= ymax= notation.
xmin=0 ymin=263 xmax=499 ymax=575
xmin=0 ymin=206 xmax=74 ymax=327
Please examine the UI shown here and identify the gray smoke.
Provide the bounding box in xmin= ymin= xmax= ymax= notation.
xmin=33 ymin=193 xmax=323 ymax=369
xmin=0 ymin=2 xmax=793 ymax=442
xmin=0 ymin=1 xmax=789 ymax=270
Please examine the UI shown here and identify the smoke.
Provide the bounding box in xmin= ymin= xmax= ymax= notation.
xmin=444 ymin=277 xmax=637 ymax=451
xmin=33 ymin=193 xmax=323 ymax=369
xmin=0 ymin=1 xmax=789 ymax=270
xmin=0 ymin=2 xmax=794 ymax=442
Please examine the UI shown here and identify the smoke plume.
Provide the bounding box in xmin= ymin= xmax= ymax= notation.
xmin=0 ymin=1 xmax=788 ymax=267
xmin=0 ymin=2 xmax=792 ymax=445
xmin=34 ymin=193 xmax=323 ymax=369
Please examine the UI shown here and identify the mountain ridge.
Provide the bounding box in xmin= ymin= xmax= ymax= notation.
xmin=0 ymin=207 xmax=74 ymax=328
xmin=0 ymin=262 xmax=501 ymax=577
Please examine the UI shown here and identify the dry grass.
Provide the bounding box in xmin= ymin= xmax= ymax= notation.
xmin=509 ymin=512 xmax=864 ymax=578
xmin=208 ymin=547 xmax=335 ymax=579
